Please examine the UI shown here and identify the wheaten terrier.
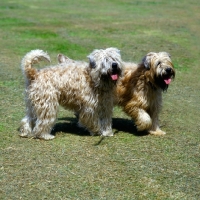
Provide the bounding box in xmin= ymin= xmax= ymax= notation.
xmin=20 ymin=48 xmax=123 ymax=140
xmin=116 ymin=52 xmax=175 ymax=135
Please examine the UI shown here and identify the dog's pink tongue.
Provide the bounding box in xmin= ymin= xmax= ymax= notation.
xmin=111 ymin=74 xmax=118 ymax=80
xmin=164 ymin=78 xmax=171 ymax=85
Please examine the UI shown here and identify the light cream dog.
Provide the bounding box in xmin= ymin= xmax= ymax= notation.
xmin=20 ymin=48 xmax=123 ymax=140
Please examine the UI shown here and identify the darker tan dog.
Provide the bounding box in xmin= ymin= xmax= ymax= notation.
xmin=116 ymin=52 xmax=175 ymax=135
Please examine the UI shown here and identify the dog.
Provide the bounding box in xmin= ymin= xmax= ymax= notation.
xmin=115 ymin=52 xmax=175 ymax=135
xmin=20 ymin=48 xmax=123 ymax=140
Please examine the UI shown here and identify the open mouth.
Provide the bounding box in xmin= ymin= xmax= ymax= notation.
xmin=164 ymin=77 xmax=171 ymax=85
xmin=162 ymin=67 xmax=175 ymax=85
xmin=111 ymin=73 xmax=119 ymax=81
xmin=163 ymin=75 xmax=172 ymax=85
xmin=110 ymin=62 xmax=120 ymax=81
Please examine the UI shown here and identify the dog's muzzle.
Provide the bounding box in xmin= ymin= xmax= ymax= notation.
xmin=110 ymin=62 xmax=120 ymax=81
xmin=162 ymin=67 xmax=175 ymax=85
xmin=165 ymin=67 xmax=172 ymax=74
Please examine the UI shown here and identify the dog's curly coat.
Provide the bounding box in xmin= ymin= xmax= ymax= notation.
xmin=116 ymin=52 xmax=175 ymax=135
xmin=20 ymin=48 xmax=123 ymax=140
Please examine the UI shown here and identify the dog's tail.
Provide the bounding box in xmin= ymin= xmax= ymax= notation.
xmin=21 ymin=49 xmax=50 ymax=80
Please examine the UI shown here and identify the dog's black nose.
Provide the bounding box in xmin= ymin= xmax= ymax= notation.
xmin=112 ymin=63 xmax=118 ymax=69
xmin=165 ymin=67 xmax=172 ymax=73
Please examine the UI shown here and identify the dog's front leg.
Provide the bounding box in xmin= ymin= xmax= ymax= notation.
xmin=97 ymin=99 xmax=114 ymax=136
xmin=133 ymin=108 xmax=152 ymax=132
xmin=78 ymin=111 xmax=100 ymax=136
xmin=149 ymin=113 xmax=166 ymax=136
xmin=99 ymin=116 xmax=113 ymax=136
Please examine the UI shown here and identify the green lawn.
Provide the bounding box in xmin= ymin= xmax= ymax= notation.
xmin=0 ymin=0 xmax=199 ymax=199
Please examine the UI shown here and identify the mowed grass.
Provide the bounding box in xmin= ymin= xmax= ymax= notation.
xmin=0 ymin=0 xmax=199 ymax=199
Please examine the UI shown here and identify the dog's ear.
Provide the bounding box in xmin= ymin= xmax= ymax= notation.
xmin=142 ymin=56 xmax=150 ymax=69
xmin=142 ymin=52 xmax=155 ymax=69
xmin=57 ymin=54 xmax=69 ymax=63
xmin=87 ymin=49 xmax=100 ymax=68
xmin=87 ymin=55 xmax=96 ymax=68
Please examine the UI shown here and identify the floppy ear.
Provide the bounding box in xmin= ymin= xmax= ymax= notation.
xmin=142 ymin=52 xmax=155 ymax=69
xmin=87 ymin=55 xmax=96 ymax=68
xmin=142 ymin=56 xmax=150 ymax=69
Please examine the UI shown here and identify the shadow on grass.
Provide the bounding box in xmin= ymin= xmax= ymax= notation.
xmin=52 ymin=117 xmax=148 ymax=137
xmin=52 ymin=117 xmax=89 ymax=136
xmin=112 ymin=118 xmax=148 ymax=136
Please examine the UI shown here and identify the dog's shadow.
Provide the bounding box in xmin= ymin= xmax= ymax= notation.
xmin=52 ymin=117 xmax=89 ymax=136
xmin=112 ymin=118 xmax=148 ymax=136
xmin=52 ymin=117 xmax=148 ymax=137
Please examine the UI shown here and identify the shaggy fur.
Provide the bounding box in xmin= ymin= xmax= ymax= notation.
xmin=116 ymin=52 xmax=175 ymax=135
xmin=20 ymin=48 xmax=123 ymax=140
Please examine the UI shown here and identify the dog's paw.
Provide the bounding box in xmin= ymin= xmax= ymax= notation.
xmin=39 ymin=134 xmax=55 ymax=140
xmin=19 ymin=129 xmax=33 ymax=138
xmin=149 ymin=130 xmax=166 ymax=136
xmin=101 ymin=130 xmax=114 ymax=137
xmin=19 ymin=132 xmax=29 ymax=138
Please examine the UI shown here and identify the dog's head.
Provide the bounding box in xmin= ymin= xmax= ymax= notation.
xmin=142 ymin=52 xmax=175 ymax=91
xmin=87 ymin=48 xmax=123 ymax=84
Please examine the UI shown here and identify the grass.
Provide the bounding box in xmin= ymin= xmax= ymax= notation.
xmin=0 ymin=0 xmax=200 ymax=199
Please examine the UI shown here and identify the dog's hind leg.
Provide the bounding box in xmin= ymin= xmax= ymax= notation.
xmin=31 ymin=101 xmax=58 ymax=140
xmin=19 ymin=100 xmax=36 ymax=138
xmin=20 ymin=116 xmax=33 ymax=137
xmin=32 ymin=116 xmax=56 ymax=140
